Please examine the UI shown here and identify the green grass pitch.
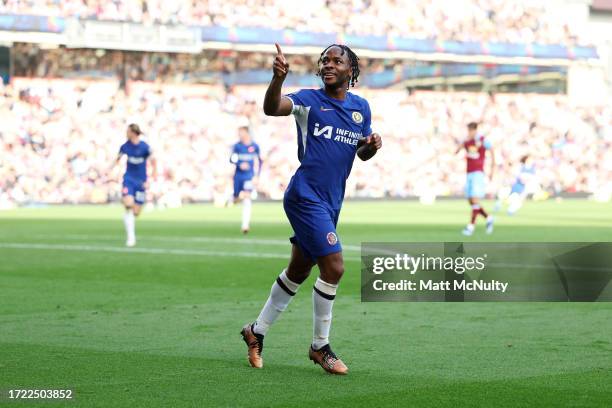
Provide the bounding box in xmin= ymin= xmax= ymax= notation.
xmin=1 ymin=199 xmax=611 ymax=407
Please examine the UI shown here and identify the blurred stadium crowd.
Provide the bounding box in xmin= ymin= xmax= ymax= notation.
xmin=13 ymin=44 xmax=396 ymax=82
xmin=0 ymin=0 xmax=608 ymax=207
xmin=1 ymin=76 xmax=610 ymax=207
xmin=1 ymin=0 xmax=587 ymax=45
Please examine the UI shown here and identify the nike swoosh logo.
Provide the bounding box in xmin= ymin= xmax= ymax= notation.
xmin=320 ymin=107 xmax=334 ymax=111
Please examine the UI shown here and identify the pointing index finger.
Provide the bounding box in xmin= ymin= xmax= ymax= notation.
xmin=275 ymin=43 xmax=284 ymax=58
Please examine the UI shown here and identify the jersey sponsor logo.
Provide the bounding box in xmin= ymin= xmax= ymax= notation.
xmin=313 ymin=123 xmax=334 ymax=139
xmin=127 ymin=156 xmax=145 ymax=164
xmin=236 ymin=153 xmax=256 ymax=161
xmin=326 ymin=232 xmax=338 ymax=246
xmin=467 ymin=145 xmax=480 ymax=159
xmin=313 ymin=123 xmax=363 ymax=146
xmin=351 ymin=111 xmax=363 ymax=124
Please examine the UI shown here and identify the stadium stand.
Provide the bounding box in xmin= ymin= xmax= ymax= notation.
xmin=0 ymin=0 xmax=589 ymax=45
xmin=1 ymin=78 xmax=609 ymax=206
xmin=0 ymin=0 xmax=608 ymax=207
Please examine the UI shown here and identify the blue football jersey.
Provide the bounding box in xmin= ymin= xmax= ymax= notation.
xmin=285 ymin=88 xmax=372 ymax=209
xmin=515 ymin=164 xmax=536 ymax=187
xmin=230 ymin=142 xmax=261 ymax=179
xmin=119 ymin=140 xmax=151 ymax=182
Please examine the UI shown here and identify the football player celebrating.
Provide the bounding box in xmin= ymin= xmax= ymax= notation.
xmin=241 ymin=43 xmax=382 ymax=375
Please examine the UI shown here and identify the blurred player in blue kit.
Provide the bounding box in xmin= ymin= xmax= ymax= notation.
xmin=495 ymin=155 xmax=538 ymax=215
xmin=115 ymin=124 xmax=156 ymax=247
xmin=230 ymin=126 xmax=262 ymax=234
xmin=241 ymin=43 xmax=382 ymax=375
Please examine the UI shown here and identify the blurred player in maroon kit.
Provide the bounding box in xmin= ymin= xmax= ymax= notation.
xmin=455 ymin=122 xmax=495 ymax=236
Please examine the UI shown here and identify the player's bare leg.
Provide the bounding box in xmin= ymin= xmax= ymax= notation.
xmin=239 ymin=191 xmax=253 ymax=234
xmin=507 ymin=192 xmax=526 ymax=216
xmin=123 ymin=196 xmax=137 ymax=247
xmin=308 ymin=251 xmax=349 ymax=375
xmin=473 ymin=198 xmax=494 ymax=234
xmin=462 ymin=197 xmax=478 ymax=236
xmin=241 ymin=244 xmax=314 ymax=368
xmin=133 ymin=204 xmax=142 ymax=216
xmin=463 ymin=198 xmax=493 ymax=235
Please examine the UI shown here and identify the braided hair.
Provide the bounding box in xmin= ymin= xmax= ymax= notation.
xmin=317 ymin=44 xmax=360 ymax=90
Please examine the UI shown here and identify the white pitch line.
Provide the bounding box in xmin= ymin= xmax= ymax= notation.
xmin=4 ymin=242 xmax=606 ymax=272
xmin=0 ymin=242 xmax=286 ymax=259
xmin=0 ymin=242 xmax=361 ymax=262
xmin=27 ymin=234 xmax=363 ymax=251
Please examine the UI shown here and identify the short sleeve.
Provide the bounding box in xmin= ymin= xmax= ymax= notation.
xmin=483 ymin=138 xmax=492 ymax=150
xmin=118 ymin=144 xmax=126 ymax=155
xmin=362 ymin=100 xmax=372 ymax=136
xmin=229 ymin=144 xmax=239 ymax=164
xmin=146 ymin=144 xmax=153 ymax=157
xmin=285 ymin=89 xmax=311 ymax=116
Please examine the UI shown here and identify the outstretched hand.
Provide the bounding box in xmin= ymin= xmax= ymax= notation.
xmin=273 ymin=43 xmax=289 ymax=79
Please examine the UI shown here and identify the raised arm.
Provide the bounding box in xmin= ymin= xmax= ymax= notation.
xmin=263 ymin=43 xmax=293 ymax=116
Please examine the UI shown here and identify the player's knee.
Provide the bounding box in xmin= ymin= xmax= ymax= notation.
xmin=286 ymin=264 xmax=312 ymax=284
xmin=331 ymin=264 xmax=344 ymax=281
xmin=323 ymin=261 xmax=344 ymax=283
xmin=133 ymin=206 xmax=142 ymax=216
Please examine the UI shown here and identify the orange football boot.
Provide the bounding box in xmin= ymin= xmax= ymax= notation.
xmin=240 ymin=323 xmax=264 ymax=368
xmin=308 ymin=344 xmax=348 ymax=375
